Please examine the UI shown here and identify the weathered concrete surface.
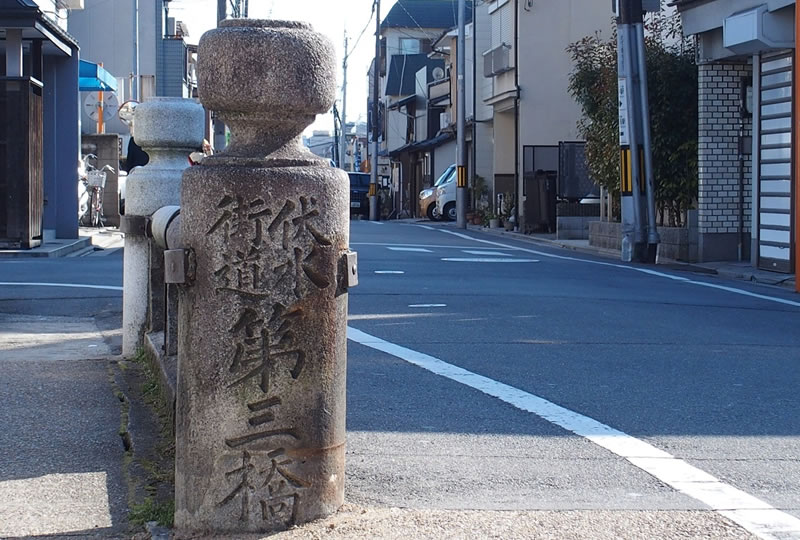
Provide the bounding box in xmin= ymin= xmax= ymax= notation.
xmin=175 ymin=19 xmax=350 ymax=535
xmin=0 ymin=314 xmax=127 ymax=538
xmin=176 ymin=164 xmax=350 ymax=534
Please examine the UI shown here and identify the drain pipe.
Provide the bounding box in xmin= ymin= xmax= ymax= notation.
xmin=737 ymin=115 xmax=744 ymax=262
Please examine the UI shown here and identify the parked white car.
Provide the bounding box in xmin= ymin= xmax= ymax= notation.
xmin=434 ymin=165 xmax=458 ymax=221
xmin=418 ymin=164 xmax=455 ymax=221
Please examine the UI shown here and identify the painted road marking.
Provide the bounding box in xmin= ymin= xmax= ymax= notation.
xmin=364 ymin=220 xmax=384 ymax=225
xmin=0 ymin=282 xmax=123 ymax=291
xmin=347 ymin=326 xmax=800 ymax=540
xmin=351 ymin=242 xmax=515 ymax=251
xmin=442 ymin=258 xmax=539 ymax=263
xmin=387 ymin=247 xmax=432 ymax=253
xmin=462 ymin=250 xmax=513 ymax=257
xmin=375 ymin=271 xmax=405 ymax=274
xmin=408 ymin=304 xmax=447 ymax=308
xmin=437 ymin=230 xmax=800 ymax=309
xmin=416 ymin=225 xmax=436 ymax=231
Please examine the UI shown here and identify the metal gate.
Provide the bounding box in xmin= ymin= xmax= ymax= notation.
xmin=757 ymin=51 xmax=794 ymax=272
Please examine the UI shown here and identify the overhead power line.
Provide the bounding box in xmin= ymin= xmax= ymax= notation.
xmin=346 ymin=0 xmax=378 ymax=61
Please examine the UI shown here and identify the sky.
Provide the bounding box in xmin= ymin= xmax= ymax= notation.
xmin=168 ymin=0 xmax=399 ymax=135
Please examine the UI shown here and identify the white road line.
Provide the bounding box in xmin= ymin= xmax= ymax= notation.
xmin=441 ymin=258 xmax=539 ymax=263
xmin=416 ymin=225 xmax=436 ymax=231
xmin=408 ymin=304 xmax=447 ymax=308
xmin=0 ymin=282 xmax=123 ymax=291
xmin=374 ymin=271 xmax=405 ymax=274
xmin=364 ymin=220 xmax=384 ymax=225
xmin=387 ymin=247 xmax=432 ymax=253
xmin=462 ymin=250 xmax=513 ymax=257
xmin=438 ymin=230 xmax=800 ymax=309
xmin=351 ymin=242 xmax=514 ymax=250
xmin=347 ymin=326 xmax=800 ymax=540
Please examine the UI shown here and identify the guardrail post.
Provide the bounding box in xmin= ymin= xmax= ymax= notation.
xmin=174 ymin=19 xmax=356 ymax=535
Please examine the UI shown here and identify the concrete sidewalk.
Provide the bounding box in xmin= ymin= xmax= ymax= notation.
xmin=0 ymin=314 xmax=128 ymax=538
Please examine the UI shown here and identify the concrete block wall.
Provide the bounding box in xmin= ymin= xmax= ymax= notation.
xmin=697 ymin=62 xmax=752 ymax=261
xmin=589 ymin=219 xmax=699 ymax=263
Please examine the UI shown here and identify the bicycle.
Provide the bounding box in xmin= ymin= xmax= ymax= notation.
xmin=79 ymin=153 xmax=115 ymax=228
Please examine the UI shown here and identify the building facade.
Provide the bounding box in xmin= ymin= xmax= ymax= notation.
xmin=370 ymin=0 xmax=469 ymax=217
xmin=676 ymin=0 xmax=797 ymax=282
xmin=483 ymin=0 xmax=613 ymax=230
xmin=1 ymin=0 xmax=83 ymax=243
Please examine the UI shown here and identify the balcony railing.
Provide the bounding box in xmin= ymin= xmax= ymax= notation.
xmin=483 ymin=43 xmax=513 ymax=78
xmin=428 ymin=77 xmax=450 ymax=103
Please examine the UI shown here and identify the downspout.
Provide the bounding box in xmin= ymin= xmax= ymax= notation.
xmin=472 ymin=6 xmax=477 ymax=206
xmin=795 ymin=5 xmax=800 ymax=291
xmin=752 ymin=54 xmax=760 ymax=266
xmin=738 ymin=72 xmax=750 ymax=263
xmin=514 ymin=0 xmax=520 ymax=229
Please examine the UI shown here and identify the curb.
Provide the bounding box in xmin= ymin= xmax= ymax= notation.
xmin=435 ymin=221 xmax=798 ymax=292
xmin=0 ymin=236 xmax=92 ymax=258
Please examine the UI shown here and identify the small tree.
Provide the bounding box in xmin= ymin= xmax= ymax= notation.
xmin=567 ymin=5 xmax=697 ymax=226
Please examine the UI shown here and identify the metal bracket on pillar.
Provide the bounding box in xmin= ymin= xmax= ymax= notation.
xmin=337 ymin=250 xmax=359 ymax=294
xmin=119 ymin=214 xmax=151 ymax=237
xmin=164 ymin=249 xmax=195 ymax=285
xmin=343 ymin=250 xmax=359 ymax=288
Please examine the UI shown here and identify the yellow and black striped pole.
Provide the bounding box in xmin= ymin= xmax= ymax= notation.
xmin=455 ymin=0 xmax=468 ymax=228
xmin=617 ymin=0 xmax=648 ymax=261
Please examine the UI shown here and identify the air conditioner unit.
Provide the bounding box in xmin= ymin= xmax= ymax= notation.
xmin=57 ymin=0 xmax=84 ymax=9
xmin=483 ymin=44 xmax=512 ymax=77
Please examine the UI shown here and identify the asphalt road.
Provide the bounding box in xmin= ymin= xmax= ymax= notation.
xmin=344 ymin=220 xmax=800 ymax=537
xmin=1 ymin=223 xmax=800 ymax=538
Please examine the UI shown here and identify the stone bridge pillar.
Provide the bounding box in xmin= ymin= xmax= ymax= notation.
xmin=174 ymin=19 xmax=354 ymax=535
xmin=121 ymin=97 xmax=204 ymax=357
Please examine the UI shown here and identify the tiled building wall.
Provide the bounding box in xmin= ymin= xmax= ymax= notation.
xmin=697 ymin=62 xmax=753 ymax=237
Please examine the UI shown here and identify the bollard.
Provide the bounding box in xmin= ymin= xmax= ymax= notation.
xmin=174 ymin=20 xmax=356 ymax=535
xmin=121 ymin=97 xmax=204 ymax=357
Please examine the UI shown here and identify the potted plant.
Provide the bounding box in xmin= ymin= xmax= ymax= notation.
xmin=498 ymin=192 xmax=516 ymax=231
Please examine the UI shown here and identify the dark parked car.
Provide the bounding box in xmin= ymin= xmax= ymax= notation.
xmin=348 ymin=172 xmax=370 ymax=218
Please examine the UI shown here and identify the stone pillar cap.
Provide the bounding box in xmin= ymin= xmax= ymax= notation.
xmin=134 ymin=97 xmax=205 ymax=150
xmin=197 ymin=19 xmax=336 ymax=159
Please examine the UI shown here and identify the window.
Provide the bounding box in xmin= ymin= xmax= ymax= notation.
xmin=400 ymin=38 xmax=421 ymax=55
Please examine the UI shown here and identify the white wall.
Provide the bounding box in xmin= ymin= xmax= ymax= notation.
xmin=517 ymin=0 xmax=613 ymax=147
xmin=386 ymin=105 xmax=407 ymax=152
xmin=68 ymin=0 xmax=158 ymax=88
xmin=33 ymin=0 xmax=68 ymax=29
xmin=434 ymin=139 xmax=457 ymax=181
xmin=415 ymin=66 xmax=428 ymax=141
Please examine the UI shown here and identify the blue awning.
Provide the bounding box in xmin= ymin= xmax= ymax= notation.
xmin=79 ymin=60 xmax=117 ymax=92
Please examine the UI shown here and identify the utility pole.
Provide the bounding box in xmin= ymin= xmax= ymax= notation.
xmin=340 ymin=31 xmax=348 ymax=171
xmin=243 ymin=0 xmax=249 ymax=17
xmin=369 ymin=0 xmax=381 ymax=221
xmin=132 ymin=0 xmax=139 ymax=100
xmin=455 ymin=0 xmax=467 ymax=228
xmin=616 ymin=0 xmax=658 ymax=262
xmin=214 ymin=0 xmax=227 ymax=150
xmin=217 ymin=0 xmax=226 ymax=24
xmin=333 ymin=102 xmax=341 ymax=167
